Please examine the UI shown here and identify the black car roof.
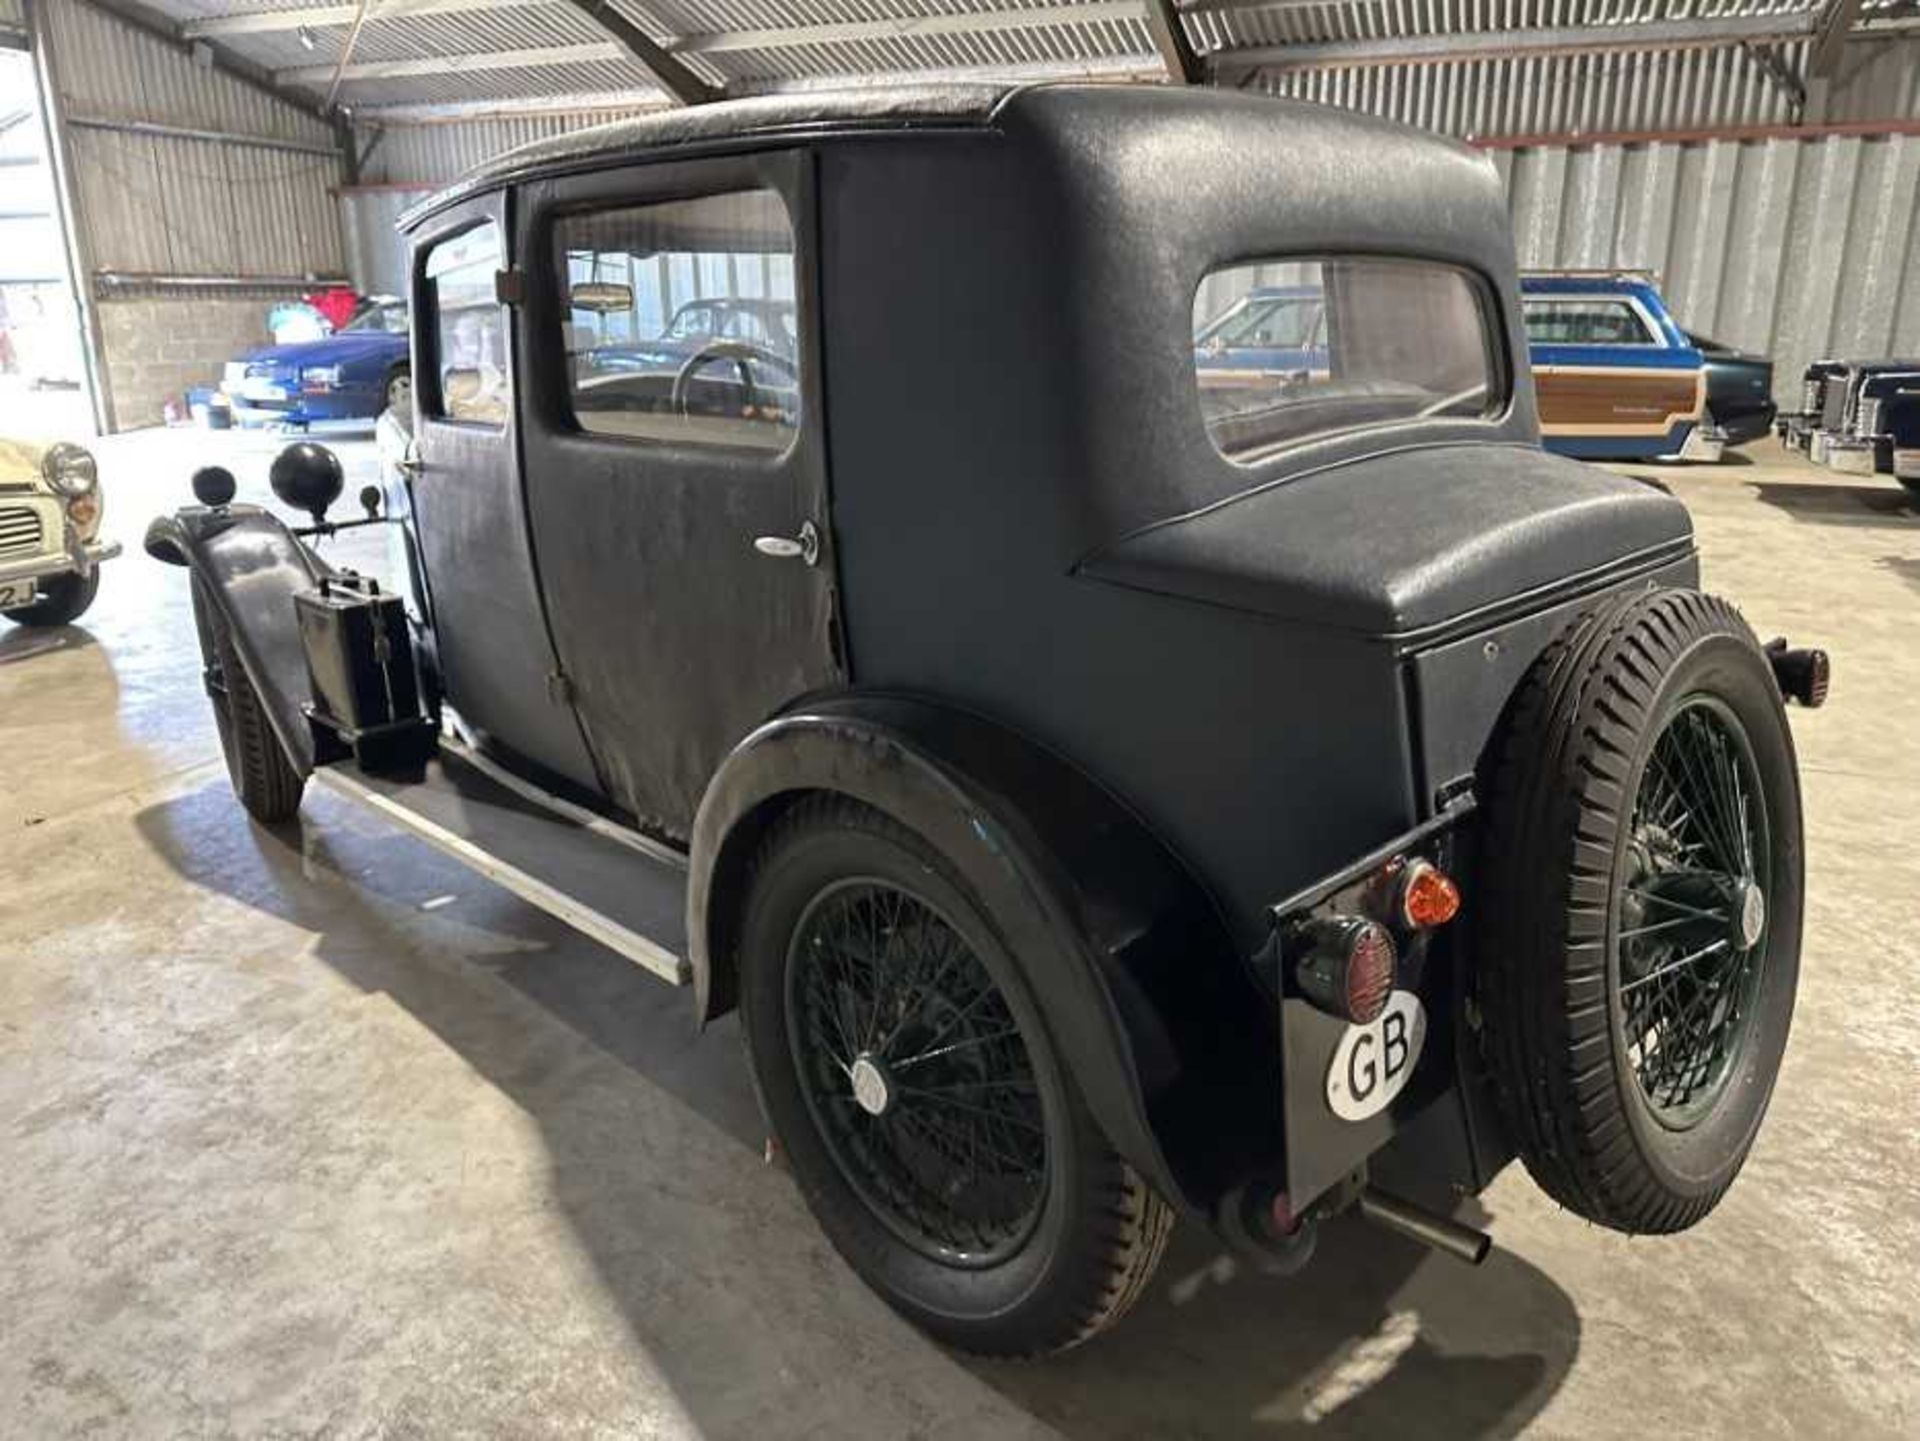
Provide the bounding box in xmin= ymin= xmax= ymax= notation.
xmin=402 ymin=84 xmax=1015 ymax=229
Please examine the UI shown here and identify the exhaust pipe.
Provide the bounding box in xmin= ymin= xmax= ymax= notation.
xmin=1357 ymin=1187 xmax=1492 ymax=1265
xmin=1764 ymin=638 xmax=1830 ymax=708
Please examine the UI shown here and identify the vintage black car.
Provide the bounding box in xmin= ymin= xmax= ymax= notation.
xmin=148 ymin=85 xmax=1828 ymax=1357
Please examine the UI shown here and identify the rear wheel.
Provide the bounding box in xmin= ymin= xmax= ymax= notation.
xmin=191 ymin=579 xmax=304 ymax=825
xmin=737 ymin=797 xmax=1172 ymax=1356
xmin=4 ymin=568 xmax=99 ymax=627
xmin=1477 ymin=589 xmax=1802 ymax=1233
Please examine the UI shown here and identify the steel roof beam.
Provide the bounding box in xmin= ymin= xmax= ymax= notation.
xmin=279 ymin=40 xmax=626 ymax=85
xmin=1812 ymin=0 xmax=1866 ymax=76
xmin=1140 ymin=0 xmax=1201 ymax=83
xmin=561 ymin=0 xmax=716 ymax=106
xmin=185 ymin=0 xmax=535 ymax=38
xmin=212 ymin=0 xmax=1148 ymax=50
xmin=1218 ymin=14 xmax=1823 ymax=73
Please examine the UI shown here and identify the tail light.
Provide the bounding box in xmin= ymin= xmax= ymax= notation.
xmin=1295 ymin=916 xmax=1397 ymax=1025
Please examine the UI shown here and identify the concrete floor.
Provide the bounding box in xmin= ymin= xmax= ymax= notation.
xmin=2 ymin=428 xmax=1916 ymax=1438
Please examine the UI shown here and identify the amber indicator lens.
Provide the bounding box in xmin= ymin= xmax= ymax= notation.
xmin=1295 ymin=916 xmax=1397 ymax=1025
xmin=1398 ymin=859 xmax=1462 ymax=930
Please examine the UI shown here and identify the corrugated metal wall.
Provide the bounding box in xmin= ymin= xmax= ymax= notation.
xmin=0 ymin=0 xmax=25 ymax=41
xmin=361 ymin=110 xmax=636 ymax=187
xmin=1499 ymin=130 xmax=1920 ymax=399
xmin=41 ymin=0 xmax=344 ymax=281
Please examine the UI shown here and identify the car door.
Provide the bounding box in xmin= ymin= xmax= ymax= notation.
xmin=407 ymin=194 xmax=602 ymax=790
xmin=1524 ymin=293 xmax=1702 ymax=444
xmin=515 ymin=152 xmax=841 ymax=838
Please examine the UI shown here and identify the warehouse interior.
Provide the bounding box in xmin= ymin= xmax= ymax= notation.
xmin=3 ymin=1 xmax=1920 ymax=1436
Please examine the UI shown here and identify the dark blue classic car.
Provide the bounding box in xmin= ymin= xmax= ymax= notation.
xmin=221 ymin=300 xmax=411 ymax=427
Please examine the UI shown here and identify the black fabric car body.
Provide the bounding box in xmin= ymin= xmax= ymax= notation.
xmin=1689 ymin=334 xmax=1777 ymax=446
xmin=148 ymin=84 xmax=1826 ymax=1357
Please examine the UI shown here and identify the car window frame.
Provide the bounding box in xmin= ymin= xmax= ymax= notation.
xmin=1191 ymin=252 xmax=1514 ymax=471
xmin=542 ymin=181 xmax=807 ymax=459
xmin=417 ymin=217 xmax=514 ymax=431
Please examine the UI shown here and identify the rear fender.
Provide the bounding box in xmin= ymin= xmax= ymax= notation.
xmin=146 ymin=504 xmax=330 ymax=775
xmin=688 ymin=694 xmax=1280 ymax=1216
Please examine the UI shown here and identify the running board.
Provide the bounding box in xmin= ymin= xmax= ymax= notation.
xmin=312 ymin=746 xmax=690 ymax=985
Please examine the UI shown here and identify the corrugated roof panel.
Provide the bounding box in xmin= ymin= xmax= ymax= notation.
xmin=42 ymin=0 xmax=333 ymax=144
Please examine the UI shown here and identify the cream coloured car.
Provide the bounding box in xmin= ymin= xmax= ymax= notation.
xmin=0 ymin=438 xmax=119 ymax=627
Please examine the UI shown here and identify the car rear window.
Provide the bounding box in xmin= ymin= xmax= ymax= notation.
xmin=1523 ymin=298 xmax=1657 ymax=346
xmin=1192 ymin=257 xmax=1503 ymax=464
xmin=553 ymin=189 xmax=800 ymax=452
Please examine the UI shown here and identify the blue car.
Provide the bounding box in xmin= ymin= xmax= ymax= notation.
xmin=1193 ymin=282 xmax=1327 ymax=391
xmin=1520 ymin=273 xmax=1716 ymax=462
xmin=221 ymin=300 xmax=411 ymax=427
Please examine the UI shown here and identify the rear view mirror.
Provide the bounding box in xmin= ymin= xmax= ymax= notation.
xmin=570 ymin=282 xmax=634 ymax=315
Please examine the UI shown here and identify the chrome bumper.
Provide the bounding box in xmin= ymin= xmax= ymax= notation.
xmin=0 ymin=537 xmax=123 ymax=585
xmin=1825 ymin=439 xmax=1879 ymax=476
xmin=1677 ymin=423 xmax=1726 ymax=463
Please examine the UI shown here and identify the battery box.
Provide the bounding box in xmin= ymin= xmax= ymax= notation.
xmin=293 ymin=572 xmax=437 ymax=773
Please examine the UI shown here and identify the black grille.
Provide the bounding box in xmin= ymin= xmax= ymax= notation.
xmin=0 ymin=505 xmax=44 ymax=558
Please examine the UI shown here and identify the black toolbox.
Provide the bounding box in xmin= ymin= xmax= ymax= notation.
xmin=293 ymin=573 xmax=437 ymax=772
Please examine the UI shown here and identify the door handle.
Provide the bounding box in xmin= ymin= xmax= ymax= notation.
xmin=396 ymin=457 xmax=424 ymax=476
xmin=753 ymin=519 xmax=820 ymax=567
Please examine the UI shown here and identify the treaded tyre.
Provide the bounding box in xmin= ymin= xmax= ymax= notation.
xmin=1477 ymin=588 xmax=1803 ymax=1234
xmin=191 ymin=578 xmax=305 ymax=825
xmin=737 ymin=796 xmax=1173 ymax=1356
xmin=4 ymin=568 xmax=99 ymax=627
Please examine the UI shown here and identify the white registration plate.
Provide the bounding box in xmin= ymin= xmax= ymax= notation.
xmin=0 ymin=580 xmax=38 ymax=608
xmin=1325 ymin=991 xmax=1427 ymax=1122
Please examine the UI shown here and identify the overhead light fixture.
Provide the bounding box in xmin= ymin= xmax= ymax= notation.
xmin=297 ymin=24 xmax=317 ymax=50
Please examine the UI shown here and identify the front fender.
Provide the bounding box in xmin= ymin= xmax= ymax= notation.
xmin=146 ymin=504 xmax=330 ymax=775
xmin=688 ymin=694 xmax=1281 ymax=1217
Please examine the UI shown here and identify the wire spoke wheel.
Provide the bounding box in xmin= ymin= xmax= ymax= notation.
xmin=1617 ymin=695 xmax=1772 ymax=1130
xmin=786 ymin=878 xmax=1048 ymax=1267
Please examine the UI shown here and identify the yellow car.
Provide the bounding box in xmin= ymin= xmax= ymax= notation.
xmin=0 ymin=438 xmax=119 ymax=627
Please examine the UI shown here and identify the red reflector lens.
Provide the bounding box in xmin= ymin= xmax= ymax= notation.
xmin=1400 ymin=861 xmax=1462 ymax=930
xmin=1295 ymin=916 xmax=1398 ymax=1025
xmin=1344 ymin=922 xmax=1395 ymax=1024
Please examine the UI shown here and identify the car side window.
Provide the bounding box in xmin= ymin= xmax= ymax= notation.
xmin=424 ymin=222 xmax=511 ymax=426
xmin=552 ymin=189 xmax=800 ymax=451
xmin=1192 ymin=256 xmax=1502 ymax=464
xmin=1523 ymin=299 xmax=1657 ymax=347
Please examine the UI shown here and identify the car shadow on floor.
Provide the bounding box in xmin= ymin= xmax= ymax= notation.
xmin=1877 ymin=555 xmax=1920 ymax=598
xmin=1745 ymin=480 xmax=1918 ymax=527
xmin=0 ymin=622 xmax=99 ymax=667
xmin=134 ymin=781 xmax=1581 ymax=1440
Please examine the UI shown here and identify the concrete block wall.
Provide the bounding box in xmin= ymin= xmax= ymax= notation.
xmin=95 ymin=289 xmax=302 ymax=430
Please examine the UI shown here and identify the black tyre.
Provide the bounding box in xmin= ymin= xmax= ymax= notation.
xmin=737 ymin=797 xmax=1172 ymax=1356
xmin=3 ymin=568 xmax=99 ymax=627
xmin=1477 ymin=589 xmax=1802 ymax=1233
xmin=191 ymin=579 xmax=305 ymax=825
xmin=1897 ymin=475 xmax=1920 ymax=502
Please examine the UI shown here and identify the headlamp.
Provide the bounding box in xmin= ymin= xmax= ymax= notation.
xmin=42 ymin=442 xmax=98 ymax=499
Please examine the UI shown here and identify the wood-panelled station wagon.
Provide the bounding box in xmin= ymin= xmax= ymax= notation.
xmin=149 ymin=84 xmax=1828 ymax=1357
